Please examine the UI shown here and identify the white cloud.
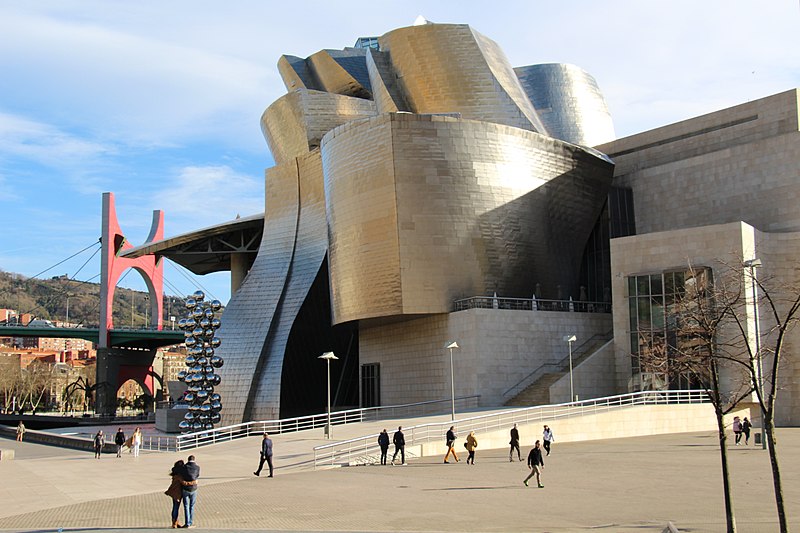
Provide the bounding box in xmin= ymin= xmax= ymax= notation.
xmin=152 ymin=164 xmax=263 ymax=233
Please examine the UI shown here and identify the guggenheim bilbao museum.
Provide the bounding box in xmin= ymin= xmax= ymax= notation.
xmin=131 ymin=20 xmax=800 ymax=426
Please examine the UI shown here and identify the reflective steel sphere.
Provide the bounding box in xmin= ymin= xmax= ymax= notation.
xmin=192 ymin=290 xmax=205 ymax=302
xmin=176 ymin=370 xmax=187 ymax=382
xmin=185 ymin=298 xmax=197 ymax=310
xmin=210 ymin=337 xmax=221 ymax=348
xmin=210 ymin=356 xmax=223 ymax=368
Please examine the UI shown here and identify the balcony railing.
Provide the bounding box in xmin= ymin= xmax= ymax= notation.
xmin=453 ymin=296 xmax=611 ymax=313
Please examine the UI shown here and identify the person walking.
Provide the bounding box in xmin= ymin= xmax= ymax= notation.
xmin=253 ymin=433 xmax=274 ymax=477
xmin=443 ymin=426 xmax=460 ymax=463
xmin=180 ymin=455 xmax=200 ymax=528
xmin=509 ymin=423 xmax=522 ymax=461
xmin=132 ymin=427 xmax=142 ymax=457
xmin=165 ymin=459 xmax=185 ymax=528
xmin=524 ymin=440 xmax=545 ymax=488
xmin=465 ymin=431 xmax=478 ymax=464
xmin=377 ymin=429 xmax=390 ymax=465
xmin=16 ymin=421 xmax=25 ymax=442
xmin=542 ymin=425 xmax=555 ymax=456
xmin=391 ymin=426 xmax=406 ymax=465
xmin=93 ymin=430 xmax=105 ymax=459
xmin=114 ymin=428 xmax=126 ymax=458
xmin=742 ymin=417 xmax=752 ymax=445
xmin=733 ymin=416 xmax=743 ymax=445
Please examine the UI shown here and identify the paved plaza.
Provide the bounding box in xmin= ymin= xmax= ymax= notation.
xmin=0 ymin=413 xmax=798 ymax=533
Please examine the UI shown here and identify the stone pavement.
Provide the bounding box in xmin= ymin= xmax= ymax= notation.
xmin=0 ymin=413 xmax=798 ymax=533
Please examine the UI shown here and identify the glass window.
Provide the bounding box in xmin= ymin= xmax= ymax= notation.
xmin=651 ymin=296 xmax=665 ymax=329
xmin=673 ymin=271 xmax=686 ymax=297
xmin=637 ymin=275 xmax=650 ymax=296
xmin=628 ymin=276 xmax=637 ymax=297
xmin=650 ymin=275 xmax=663 ymax=295
xmin=637 ymin=296 xmax=651 ymax=326
xmin=664 ymin=272 xmax=675 ymax=295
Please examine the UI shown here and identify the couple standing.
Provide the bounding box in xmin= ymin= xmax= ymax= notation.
xmin=165 ymin=455 xmax=201 ymax=528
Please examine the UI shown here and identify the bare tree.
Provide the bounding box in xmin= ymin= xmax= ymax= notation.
xmin=721 ymin=261 xmax=799 ymax=533
xmin=0 ymin=355 xmax=23 ymax=412
xmin=636 ymin=261 xmax=797 ymax=533
xmin=636 ymin=264 xmax=751 ymax=533
xmin=20 ymin=360 xmax=57 ymax=412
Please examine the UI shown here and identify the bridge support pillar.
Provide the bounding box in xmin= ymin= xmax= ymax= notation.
xmin=96 ymin=347 xmax=158 ymax=416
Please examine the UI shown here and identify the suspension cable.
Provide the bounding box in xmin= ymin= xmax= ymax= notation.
xmin=28 ymin=239 xmax=101 ymax=280
xmin=167 ymin=260 xmax=219 ymax=301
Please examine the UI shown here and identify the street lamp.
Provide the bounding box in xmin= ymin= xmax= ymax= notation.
xmin=445 ymin=341 xmax=459 ymax=420
xmin=563 ymin=335 xmax=577 ymax=402
xmin=144 ymin=294 xmax=150 ymax=329
xmin=318 ymin=351 xmax=339 ymax=439
xmin=743 ymin=257 xmax=766 ymax=450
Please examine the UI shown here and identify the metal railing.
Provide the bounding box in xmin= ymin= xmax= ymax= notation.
xmin=172 ymin=395 xmax=481 ymax=452
xmin=502 ymin=332 xmax=613 ymax=401
xmin=313 ymin=390 xmax=709 ymax=469
xmin=453 ymin=296 xmax=611 ymax=313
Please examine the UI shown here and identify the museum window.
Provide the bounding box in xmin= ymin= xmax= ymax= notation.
xmin=360 ymin=363 xmax=380 ymax=408
xmin=627 ymin=267 xmax=713 ymax=392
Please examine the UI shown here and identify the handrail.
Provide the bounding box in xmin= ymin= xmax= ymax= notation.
xmin=502 ymin=332 xmax=613 ymax=400
xmin=313 ymin=390 xmax=709 ymax=468
xmin=453 ymin=296 xmax=611 ymax=313
xmin=172 ymin=395 xmax=481 ymax=452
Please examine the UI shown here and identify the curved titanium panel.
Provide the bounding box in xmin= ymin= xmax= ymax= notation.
xmin=378 ymin=24 xmax=545 ymax=133
xmin=322 ymin=113 xmax=614 ymax=325
xmin=515 ymin=63 xmax=615 ymax=147
xmin=278 ymin=55 xmax=317 ymax=92
xmin=261 ymin=89 xmax=376 ymax=165
xmin=245 ymin=151 xmax=329 ymax=421
xmin=308 ymin=49 xmax=372 ymax=99
xmin=366 ymin=49 xmax=410 ymax=114
xmin=215 ymin=156 xmax=301 ymax=424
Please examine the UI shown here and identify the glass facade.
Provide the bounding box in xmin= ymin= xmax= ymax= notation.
xmin=627 ymin=268 xmax=712 ymax=391
xmin=353 ymin=37 xmax=380 ymax=50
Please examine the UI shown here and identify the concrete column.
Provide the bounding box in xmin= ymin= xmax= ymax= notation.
xmin=230 ymin=253 xmax=249 ymax=295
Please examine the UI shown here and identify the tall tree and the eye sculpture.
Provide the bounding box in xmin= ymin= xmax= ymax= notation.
xmin=176 ymin=291 xmax=224 ymax=431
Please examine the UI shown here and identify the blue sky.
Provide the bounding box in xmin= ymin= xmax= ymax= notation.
xmin=0 ymin=0 xmax=798 ymax=305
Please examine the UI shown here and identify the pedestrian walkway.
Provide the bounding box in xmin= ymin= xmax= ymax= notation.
xmin=0 ymin=412 xmax=798 ymax=532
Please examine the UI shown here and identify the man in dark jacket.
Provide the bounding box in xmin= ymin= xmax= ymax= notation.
xmin=254 ymin=433 xmax=274 ymax=477
xmin=114 ymin=428 xmax=125 ymax=458
xmin=181 ymin=455 xmax=200 ymax=528
xmin=509 ymin=423 xmax=521 ymax=462
xmin=391 ymin=426 xmax=406 ymax=465
xmin=523 ymin=440 xmax=545 ymax=488
xmin=377 ymin=429 xmax=390 ymax=465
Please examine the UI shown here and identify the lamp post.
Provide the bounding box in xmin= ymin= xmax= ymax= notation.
xmin=445 ymin=341 xmax=459 ymax=420
xmin=563 ymin=335 xmax=577 ymax=402
xmin=318 ymin=351 xmax=339 ymax=439
xmin=743 ymin=257 xmax=766 ymax=450
xmin=144 ymin=294 xmax=150 ymax=329
xmin=65 ymin=296 xmax=70 ymax=325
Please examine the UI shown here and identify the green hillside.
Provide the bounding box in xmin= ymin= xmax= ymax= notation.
xmin=0 ymin=270 xmax=186 ymax=328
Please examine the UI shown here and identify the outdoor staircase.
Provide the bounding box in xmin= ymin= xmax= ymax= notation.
xmin=504 ymin=332 xmax=613 ymax=407
xmin=506 ymin=373 xmax=564 ymax=406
